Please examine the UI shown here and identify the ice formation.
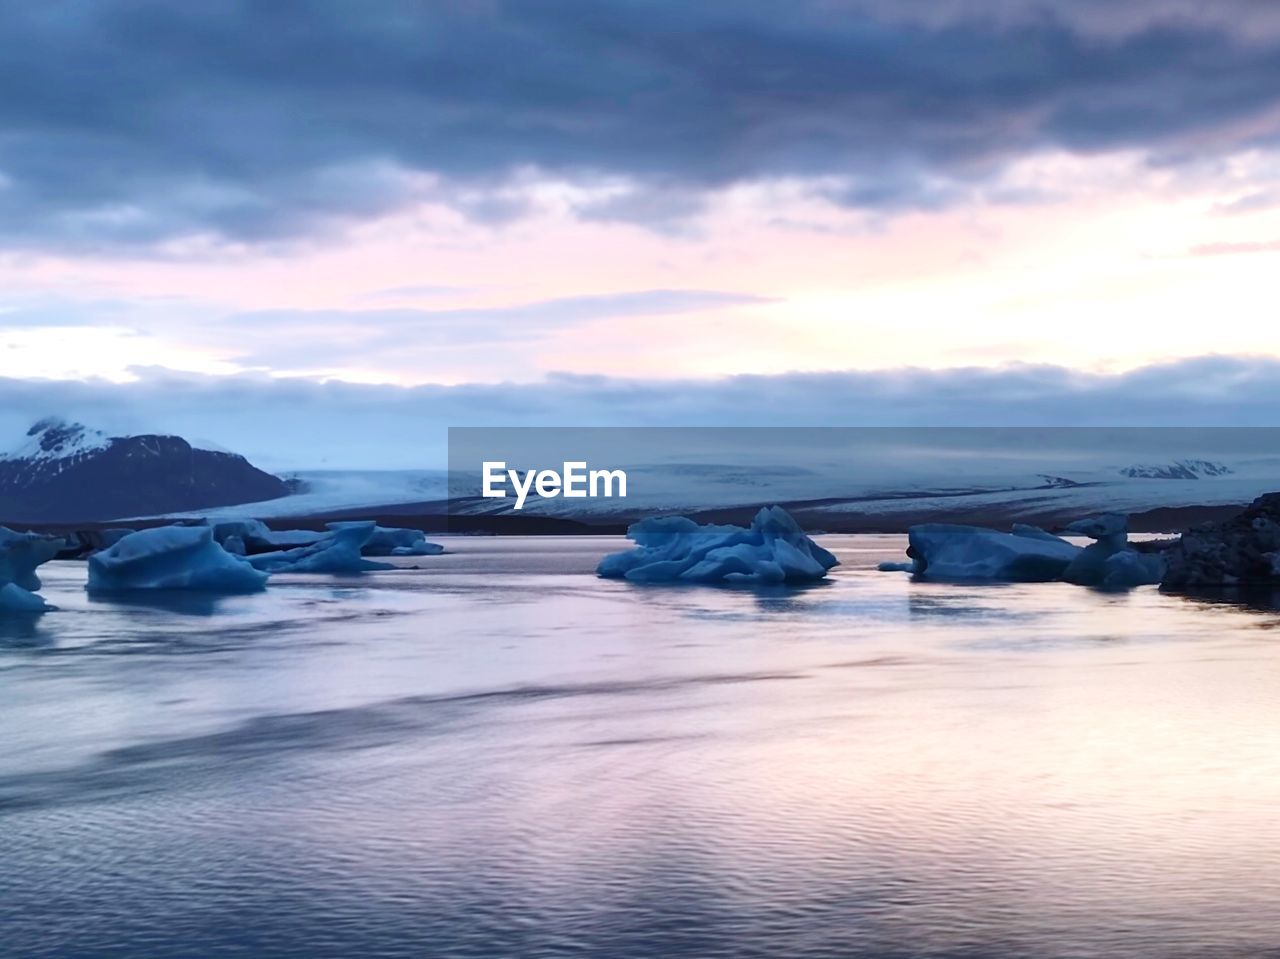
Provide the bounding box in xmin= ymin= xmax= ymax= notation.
xmin=0 ymin=527 xmax=64 ymax=592
xmin=247 ymin=521 xmax=393 ymax=574
xmin=887 ymin=513 xmax=1165 ymax=588
xmin=0 ymin=526 xmax=64 ymax=612
xmin=325 ymin=521 xmax=443 ymax=556
xmin=1097 ymin=550 xmax=1167 ymax=589
xmin=200 ymin=516 xmax=439 ymax=561
xmin=905 ymin=524 xmax=1082 ymax=582
xmin=597 ymin=506 xmax=837 ymax=585
xmin=0 ymin=581 xmax=54 ymax=612
xmin=1060 ymin=513 xmax=1130 ymax=585
xmin=203 ymin=517 xmax=324 ymax=553
xmin=1011 ymin=523 xmax=1075 ymax=545
xmin=87 ymin=526 xmax=268 ymax=592
xmin=1060 ymin=513 xmax=1164 ymax=588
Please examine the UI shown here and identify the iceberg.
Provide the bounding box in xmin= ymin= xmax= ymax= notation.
xmin=890 ymin=514 xmax=1165 ymax=588
xmin=325 ymin=521 xmax=444 ymax=557
xmin=906 ymin=524 xmax=1082 ymax=582
xmin=87 ymin=526 xmax=268 ymax=592
xmin=597 ymin=506 xmax=837 ymax=585
xmin=1099 ymin=549 xmax=1166 ymax=589
xmin=0 ymin=526 xmax=64 ymax=612
xmin=204 ymin=517 xmax=272 ymax=552
xmin=202 ymin=517 xmax=325 ymax=554
xmin=0 ymin=582 xmax=54 ymax=612
xmin=56 ymin=527 xmax=136 ymax=560
xmin=247 ymin=521 xmax=393 ymax=574
xmin=200 ymin=516 xmax=438 ymax=560
xmin=1011 ymin=523 xmax=1074 ymax=546
xmin=1060 ymin=513 xmax=1165 ymax=588
xmin=877 ymin=560 xmax=918 ymax=573
xmin=0 ymin=526 xmax=64 ymax=593
xmin=1061 ymin=513 xmax=1129 ymax=542
xmin=262 ymin=529 xmax=330 ymax=547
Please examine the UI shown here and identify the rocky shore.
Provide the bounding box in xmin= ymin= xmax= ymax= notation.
xmin=1162 ymin=493 xmax=1280 ymax=589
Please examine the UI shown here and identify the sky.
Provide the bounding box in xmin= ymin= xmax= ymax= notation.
xmin=5 ymin=1 xmax=1280 ymax=466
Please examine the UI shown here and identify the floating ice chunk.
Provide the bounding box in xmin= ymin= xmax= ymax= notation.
xmin=263 ymin=529 xmax=328 ymax=547
xmin=1063 ymin=513 xmax=1128 ymax=542
xmin=1058 ymin=513 xmax=1165 ymax=588
xmin=390 ymin=543 xmax=439 ymax=556
xmin=248 ymin=521 xmax=393 ymax=573
xmin=1011 ymin=524 xmax=1074 ymax=545
xmin=326 ymin=521 xmax=443 ymax=556
xmin=202 ymin=517 xmax=325 ymax=553
xmin=87 ymin=526 xmax=267 ymax=592
xmin=597 ymin=506 xmax=837 ymax=585
xmin=907 ymin=524 xmax=1081 ymax=582
xmin=0 ymin=582 xmax=54 ymax=612
xmin=0 ymin=526 xmax=62 ymax=614
xmin=877 ymin=560 xmax=918 ymax=573
xmin=98 ymin=528 xmax=136 ymax=549
xmin=1100 ymin=550 xmax=1166 ymax=589
xmin=905 ymin=514 xmax=1162 ymax=589
xmin=0 ymin=526 xmax=64 ymax=593
xmin=55 ymin=528 xmax=135 ymax=560
xmin=204 ymin=517 xmax=272 ymax=550
xmin=1061 ymin=513 xmax=1135 ymax=586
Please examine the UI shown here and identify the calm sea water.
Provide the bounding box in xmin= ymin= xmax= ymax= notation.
xmin=3 ymin=535 xmax=1280 ymax=959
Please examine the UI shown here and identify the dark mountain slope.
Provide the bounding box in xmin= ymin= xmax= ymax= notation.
xmin=0 ymin=418 xmax=288 ymax=523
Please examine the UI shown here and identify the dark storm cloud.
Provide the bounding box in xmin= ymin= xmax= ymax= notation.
xmin=2 ymin=355 xmax=1279 ymax=468
xmin=5 ymin=1 xmax=1280 ymax=248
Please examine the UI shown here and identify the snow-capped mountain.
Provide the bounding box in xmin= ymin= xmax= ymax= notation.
xmin=1119 ymin=459 xmax=1234 ymax=480
xmin=3 ymin=417 xmax=111 ymax=465
xmin=0 ymin=417 xmax=289 ymax=523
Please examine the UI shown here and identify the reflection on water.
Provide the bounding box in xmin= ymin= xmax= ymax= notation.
xmin=84 ymin=588 xmax=235 ymax=617
xmin=0 ymin=612 xmax=51 ymax=648
xmin=1177 ymin=585 xmax=1280 ymax=618
xmin=3 ymin=535 xmax=1280 ymax=958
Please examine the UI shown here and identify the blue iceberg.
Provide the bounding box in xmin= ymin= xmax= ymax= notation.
xmin=1097 ymin=549 xmax=1167 ymax=589
xmin=0 ymin=581 xmax=54 ymax=612
xmin=905 ymin=524 xmax=1082 ymax=582
xmin=202 ymin=517 xmax=325 ymax=554
xmin=891 ymin=514 xmax=1164 ymax=588
xmin=247 ymin=521 xmax=393 ymax=574
xmin=87 ymin=526 xmax=268 ymax=592
xmin=1061 ymin=514 xmax=1165 ymax=588
xmin=0 ymin=526 xmax=65 ymax=612
xmin=597 ymin=506 xmax=837 ymax=585
xmin=325 ymin=521 xmax=444 ymax=557
xmin=0 ymin=526 xmax=63 ymax=592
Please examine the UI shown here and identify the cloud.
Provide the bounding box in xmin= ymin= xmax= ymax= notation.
xmin=6 ymin=2 xmax=1280 ymax=248
xmin=218 ymin=289 xmax=773 ymax=369
xmin=1190 ymin=239 xmax=1280 ymax=256
xmin=357 ymin=284 xmax=474 ymax=301
xmin=0 ymin=355 xmax=1278 ymax=469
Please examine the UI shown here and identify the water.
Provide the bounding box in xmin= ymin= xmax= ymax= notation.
xmin=4 ymin=535 xmax=1280 ymax=958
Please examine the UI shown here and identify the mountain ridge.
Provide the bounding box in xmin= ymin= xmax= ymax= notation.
xmin=0 ymin=418 xmax=289 ymax=523
xmin=1119 ymin=459 xmax=1234 ymax=480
